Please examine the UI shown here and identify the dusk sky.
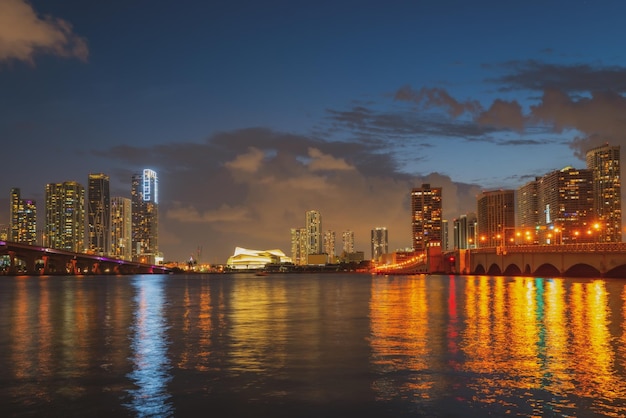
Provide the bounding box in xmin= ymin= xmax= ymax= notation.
xmin=3 ymin=0 xmax=626 ymax=263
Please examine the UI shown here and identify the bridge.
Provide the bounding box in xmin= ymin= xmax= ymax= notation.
xmin=0 ymin=240 xmax=171 ymax=275
xmin=374 ymin=243 xmax=626 ymax=278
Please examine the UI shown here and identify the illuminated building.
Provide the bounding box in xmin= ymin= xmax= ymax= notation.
xmin=516 ymin=178 xmax=540 ymax=233
xmin=453 ymin=213 xmax=477 ymax=249
xmin=342 ymin=229 xmax=354 ymax=254
xmin=45 ymin=181 xmax=85 ymax=252
xmin=87 ymin=173 xmax=110 ymax=255
xmin=131 ymin=169 xmax=159 ymax=263
xmin=476 ymin=189 xmax=514 ymax=248
xmin=9 ymin=188 xmax=37 ymax=245
xmin=111 ymin=196 xmax=132 ymax=260
xmin=586 ymin=144 xmax=621 ymax=242
xmin=538 ymin=167 xmax=593 ymax=244
xmin=305 ymin=210 xmax=322 ymax=254
xmin=411 ymin=184 xmax=442 ymax=251
xmin=290 ymin=227 xmax=307 ymax=265
xmin=324 ymin=230 xmax=336 ymax=262
xmin=371 ymin=227 xmax=388 ymax=261
xmin=226 ymin=247 xmax=292 ymax=270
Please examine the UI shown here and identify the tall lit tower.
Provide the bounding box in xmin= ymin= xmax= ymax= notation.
xmin=9 ymin=188 xmax=37 ymax=245
xmin=131 ymin=169 xmax=159 ymax=263
xmin=371 ymin=227 xmax=388 ymax=261
xmin=342 ymin=230 xmax=355 ymax=254
xmin=476 ymin=189 xmax=515 ymax=248
xmin=586 ymin=144 xmax=621 ymax=242
xmin=45 ymin=181 xmax=85 ymax=252
xmin=305 ymin=210 xmax=322 ymax=254
xmin=87 ymin=173 xmax=110 ymax=255
xmin=324 ymin=230 xmax=336 ymax=261
xmin=411 ymin=184 xmax=442 ymax=251
xmin=111 ymin=196 xmax=132 ymax=260
xmin=290 ymin=227 xmax=307 ymax=266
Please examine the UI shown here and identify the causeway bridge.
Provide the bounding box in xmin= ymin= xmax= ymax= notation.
xmin=0 ymin=240 xmax=171 ymax=275
xmin=375 ymin=243 xmax=626 ymax=278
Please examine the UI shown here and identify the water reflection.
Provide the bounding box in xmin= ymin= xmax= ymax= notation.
xmin=369 ymin=275 xmax=626 ymax=416
xmin=126 ymin=276 xmax=173 ymax=417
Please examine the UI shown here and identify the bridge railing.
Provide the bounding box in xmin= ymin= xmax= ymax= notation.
xmin=470 ymin=242 xmax=626 ymax=254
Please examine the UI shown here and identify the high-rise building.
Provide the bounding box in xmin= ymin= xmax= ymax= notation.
xmin=453 ymin=213 xmax=477 ymax=249
xmin=586 ymin=144 xmax=621 ymax=242
xmin=342 ymin=230 xmax=354 ymax=254
xmin=371 ymin=227 xmax=388 ymax=261
xmin=45 ymin=181 xmax=85 ymax=252
xmin=87 ymin=173 xmax=110 ymax=255
xmin=476 ymin=189 xmax=515 ymax=248
xmin=131 ymin=169 xmax=159 ymax=263
xmin=111 ymin=196 xmax=132 ymax=260
xmin=411 ymin=184 xmax=442 ymax=251
xmin=537 ymin=167 xmax=594 ymax=244
xmin=9 ymin=188 xmax=37 ymax=245
xmin=516 ymin=178 xmax=540 ymax=234
xmin=305 ymin=210 xmax=322 ymax=254
xmin=324 ymin=230 xmax=336 ymax=260
xmin=290 ymin=227 xmax=307 ymax=266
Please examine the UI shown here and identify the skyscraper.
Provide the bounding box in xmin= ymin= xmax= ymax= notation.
xmin=131 ymin=169 xmax=159 ymax=263
xmin=411 ymin=184 xmax=442 ymax=251
xmin=9 ymin=188 xmax=37 ymax=245
xmin=342 ymin=230 xmax=355 ymax=254
xmin=537 ymin=167 xmax=594 ymax=244
xmin=324 ymin=230 xmax=336 ymax=260
xmin=111 ymin=196 xmax=132 ymax=260
xmin=476 ymin=189 xmax=515 ymax=248
xmin=45 ymin=181 xmax=85 ymax=252
xmin=371 ymin=227 xmax=388 ymax=261
xmin=290 ymin=227 xmax=307 ymax=265
xmin=87 ymin=173 xmax=110 ymax=255
xmin=305 ymin=210 xmax=322 ymax=254
xmin=586 ymin=144 xmax=621 ymax=242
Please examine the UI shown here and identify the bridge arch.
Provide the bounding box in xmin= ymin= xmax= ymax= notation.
xmin=486 ymin=263 xmax=502 ymax=275
xmin=534 ymin=263 xmax=560 ymax=277
xmin=563 ymin=263 xmax=601 ymax=278
xmin=503 ymin=263 xmax=522 ymax=276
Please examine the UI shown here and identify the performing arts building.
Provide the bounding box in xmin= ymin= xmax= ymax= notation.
xmin=226 ymin=247 xmax=293 ymax=270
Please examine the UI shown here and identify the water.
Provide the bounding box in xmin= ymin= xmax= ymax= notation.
xmin=1 ymin=273 xmax=625 ymax=417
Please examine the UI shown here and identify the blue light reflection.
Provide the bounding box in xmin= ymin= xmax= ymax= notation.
xmin=125 ymin=276 xmax=173 ymax=417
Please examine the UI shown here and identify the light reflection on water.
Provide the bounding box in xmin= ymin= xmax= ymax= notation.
xmin=125 ymin=275 xmax=173 ymax=417
xmin=0 ymin=274 xmax=625 ymax=417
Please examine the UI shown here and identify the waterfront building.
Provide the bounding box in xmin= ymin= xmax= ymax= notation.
xmin=371 ymin=227 xmax=388 ymax=261
xmin=538 ymin=167 xmax=594 ymax=244
xmin=87 ymin=173 xmax=111 ymax=255
xmin=453 ymin=213 xmax=477 ymax=249
xmin=305 ymin=210 xmax=323 ymax=254
xmin=290 ymin=227 xmax=307 ymax=265
xmin=476 ymin=189 xmax=515 ymax=248
xmin=9 ymin=188 xmax=37 ymax=245
xmin=226 ymin=247 xmax=292 ymax=270
xmin=411 ymin=184 xmax=442 ymax=251
xmin=586 ymin=144 xmax=622 ymax=242
xmin=111 ymin=196 xmax=132 ymax=260
xmin=45 ymin=181 xmax=85 ymax=252
xmin=342 ymin=230 xmax=355 ymax=254
xmin=324 ymin=230 xmax=336 ymax=262
xmin=131 ymin=169 xmax=159 ymax=263
xmin=516 ymin=178 xmax=540 ymax=243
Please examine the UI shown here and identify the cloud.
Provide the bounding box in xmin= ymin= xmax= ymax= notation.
xmin=307 ymin=147 xmax=354 ymax=171
xmin=394 ymin=85 xmax=482 ymax=117
xmin=476 ymin=99 xmax=526 ymax=131
xmin=0 ymin=0 xmax=88 ymax=64
xmin=167 ymin=203 xmax=251 ymax=223
xmin=225 ymin=147 xmax=265 ymax=173
xmin=486 ymin=60 xmax=626 ymax=93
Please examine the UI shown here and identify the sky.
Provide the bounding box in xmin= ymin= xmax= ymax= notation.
xmin=2 ymin=0 xmax=626 ymax=264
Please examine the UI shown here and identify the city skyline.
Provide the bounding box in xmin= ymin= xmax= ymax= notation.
xmin=3 ymin=1 xmax=626 ymax=262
